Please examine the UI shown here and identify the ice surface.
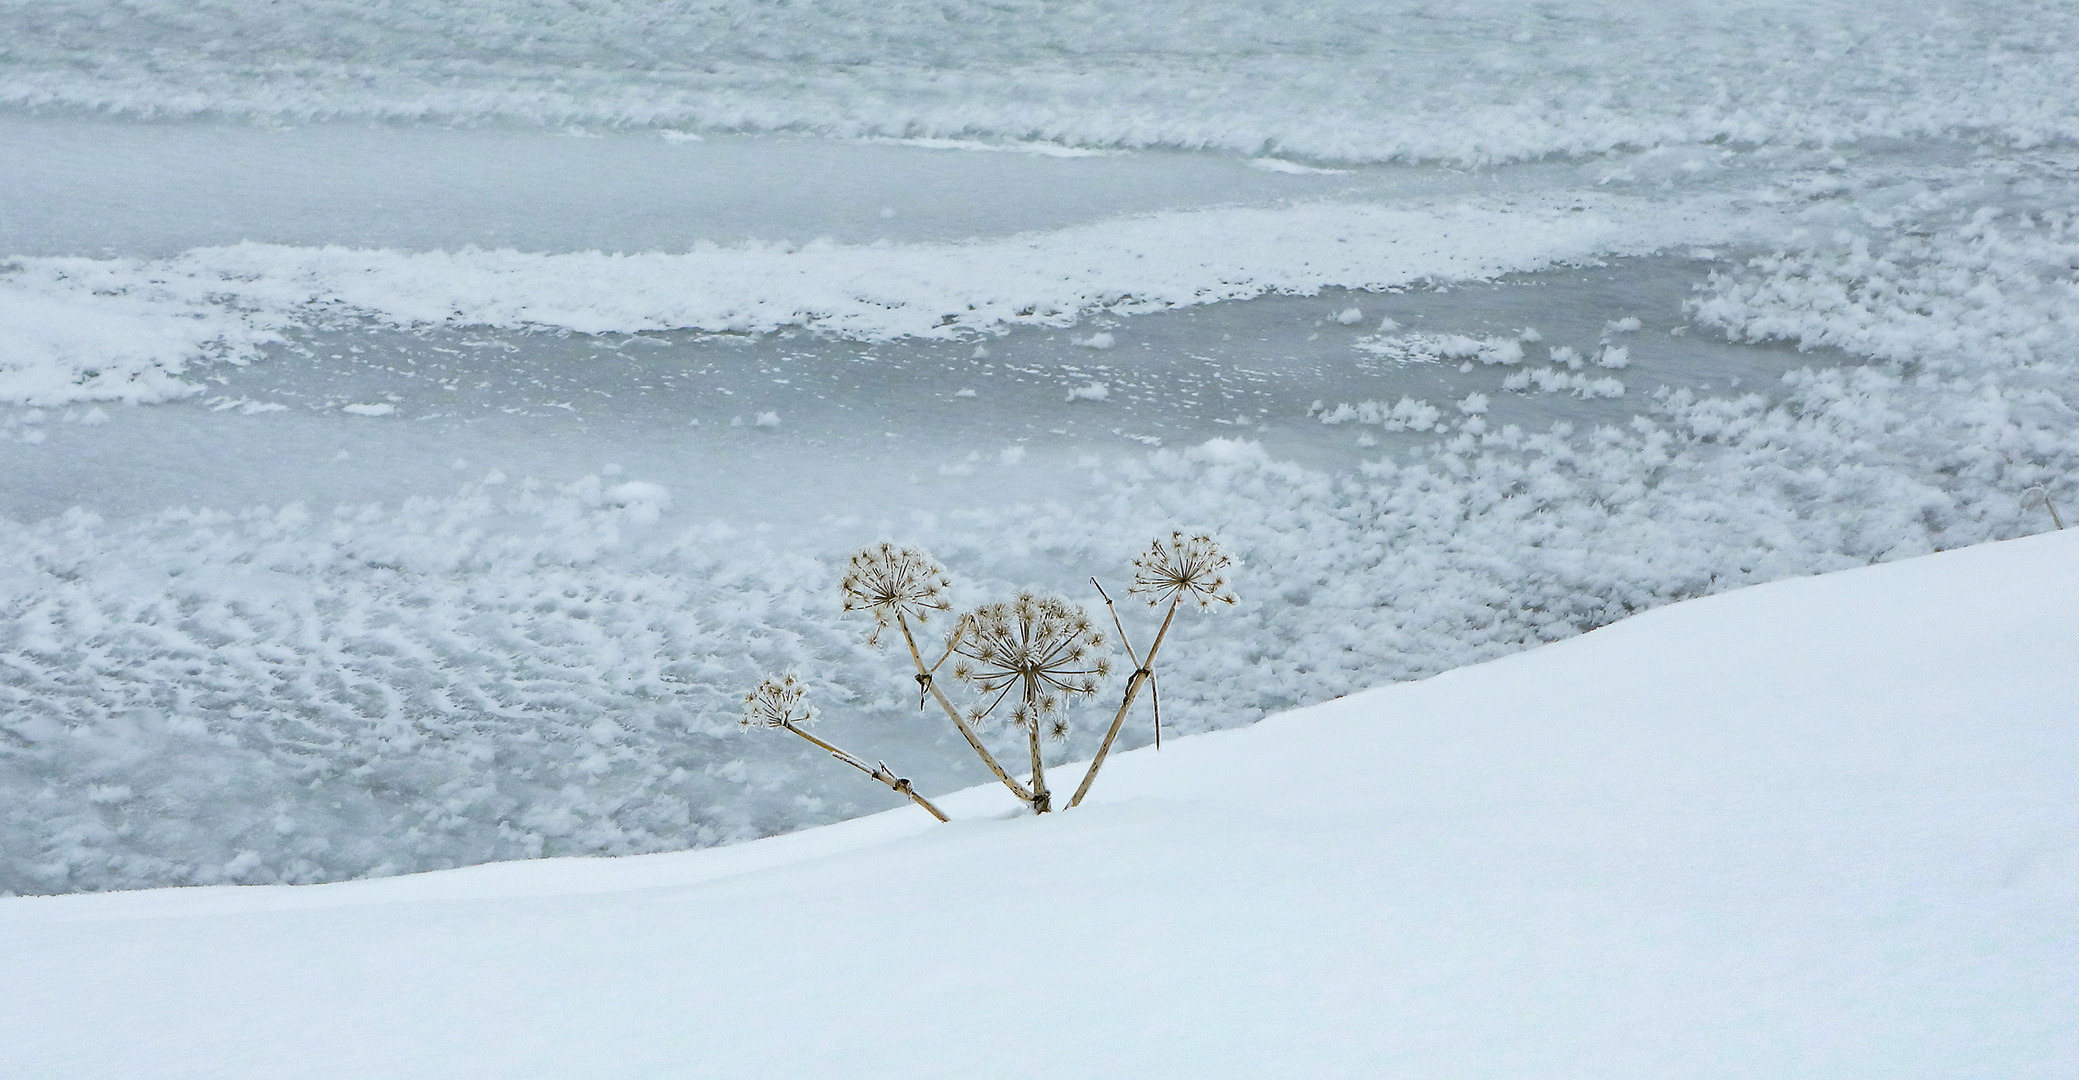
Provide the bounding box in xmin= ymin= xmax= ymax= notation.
xmin=0 ymin=116 xmax=1413 ymax=258
xmin=4 ymin=531 xmax=2073 ymax=1078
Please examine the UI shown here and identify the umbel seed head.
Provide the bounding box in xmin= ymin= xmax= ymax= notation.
xmin=1129 ymin=531 xmax=1239 ymax=610
xmin=950 ymin=592 xmax=1111 ymax=729
xmin=841 ymin=542 xmax=953 ymax=644
xmin=742 ymin=671 xmax=814 ymax=730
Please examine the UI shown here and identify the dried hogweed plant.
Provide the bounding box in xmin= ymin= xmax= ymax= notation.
xmin=744 ymin=533 xmax=1237 ymax=819
xmin=948 ymin=593 xmax=1111 ymax=812
xmin=740 ymin=671 xmax=947 ymax=821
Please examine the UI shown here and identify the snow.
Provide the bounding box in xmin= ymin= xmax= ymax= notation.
xmin=0 ymin=270 xmax=282 ymax=405
xmin=1502 ymin=367 xmax=1627 ymax=398
xmin=1316 ymin=396 xmax=1443 ymax=432
xmin=1249 ymin=157 xmax=1349 ymax=175
xmin=1073 ymin=331 xmax=1116 ymax=349
xmin=3 ymin=532 xmax=2072 ymax=1079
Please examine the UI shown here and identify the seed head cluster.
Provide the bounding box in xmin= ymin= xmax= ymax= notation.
xmin=841 ymin=542 xmax=953 ymax=643
xmin=1129 ymin=531 xmax=1239 ymax=610
xmin=742 ymin=671 xmax=814 ymax=730
xmin=951 ymin=593 xmax=1111 ymax=734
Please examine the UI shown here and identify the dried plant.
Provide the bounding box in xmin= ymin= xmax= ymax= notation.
xmin=1069 ymin=532 xmax=1239 ymax=808
xmin=2022 ymin=485 xmax=2066 ymax=531
xmin=784 ymin=533 xmax=1237 ymax=819
xmin=740 ymin=671 xmax=947 ymax=821
xmin=948 ymin=593 xmax=1111 ymax=812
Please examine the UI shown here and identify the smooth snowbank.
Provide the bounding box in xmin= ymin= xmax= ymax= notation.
xmin=6 ymin=531 xmax=2072 ymax=1079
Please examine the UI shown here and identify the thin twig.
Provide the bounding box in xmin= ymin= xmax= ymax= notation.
xmin=1094 ymin=578 xmax=1143 ymax=670
xmin=1093 ymin=577 xmax=1164 ymax=748
xmin=1149 ymin=668 xmax=1162 ymax=750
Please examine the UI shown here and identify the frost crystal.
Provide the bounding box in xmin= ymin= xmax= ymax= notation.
xmin=1129 ymin=532 xmax=1239 ymax=610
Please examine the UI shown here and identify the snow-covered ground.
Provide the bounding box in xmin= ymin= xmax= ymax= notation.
xmin=4 ymin=1 xmax=2079 ymax=893
xmin=5 ymin=531 xmax=2073 ymax=1079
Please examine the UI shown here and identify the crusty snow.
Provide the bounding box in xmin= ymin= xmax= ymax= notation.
xmin=4 ymin=532 xmax=2072 ymax=1079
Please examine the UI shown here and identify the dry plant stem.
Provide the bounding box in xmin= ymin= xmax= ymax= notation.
xmin=782 ymin=722 xmax=949 ymax=822
xmin=1026 ymin=693 xmax=1052 ymax=813
xmin=2023 ymin=486 xmax=2065 ymax=530
xmin=1069 ymin=589 xmax=1181 ymax=809
xmin=897 ymin=611 xmax=1036 ymax=805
